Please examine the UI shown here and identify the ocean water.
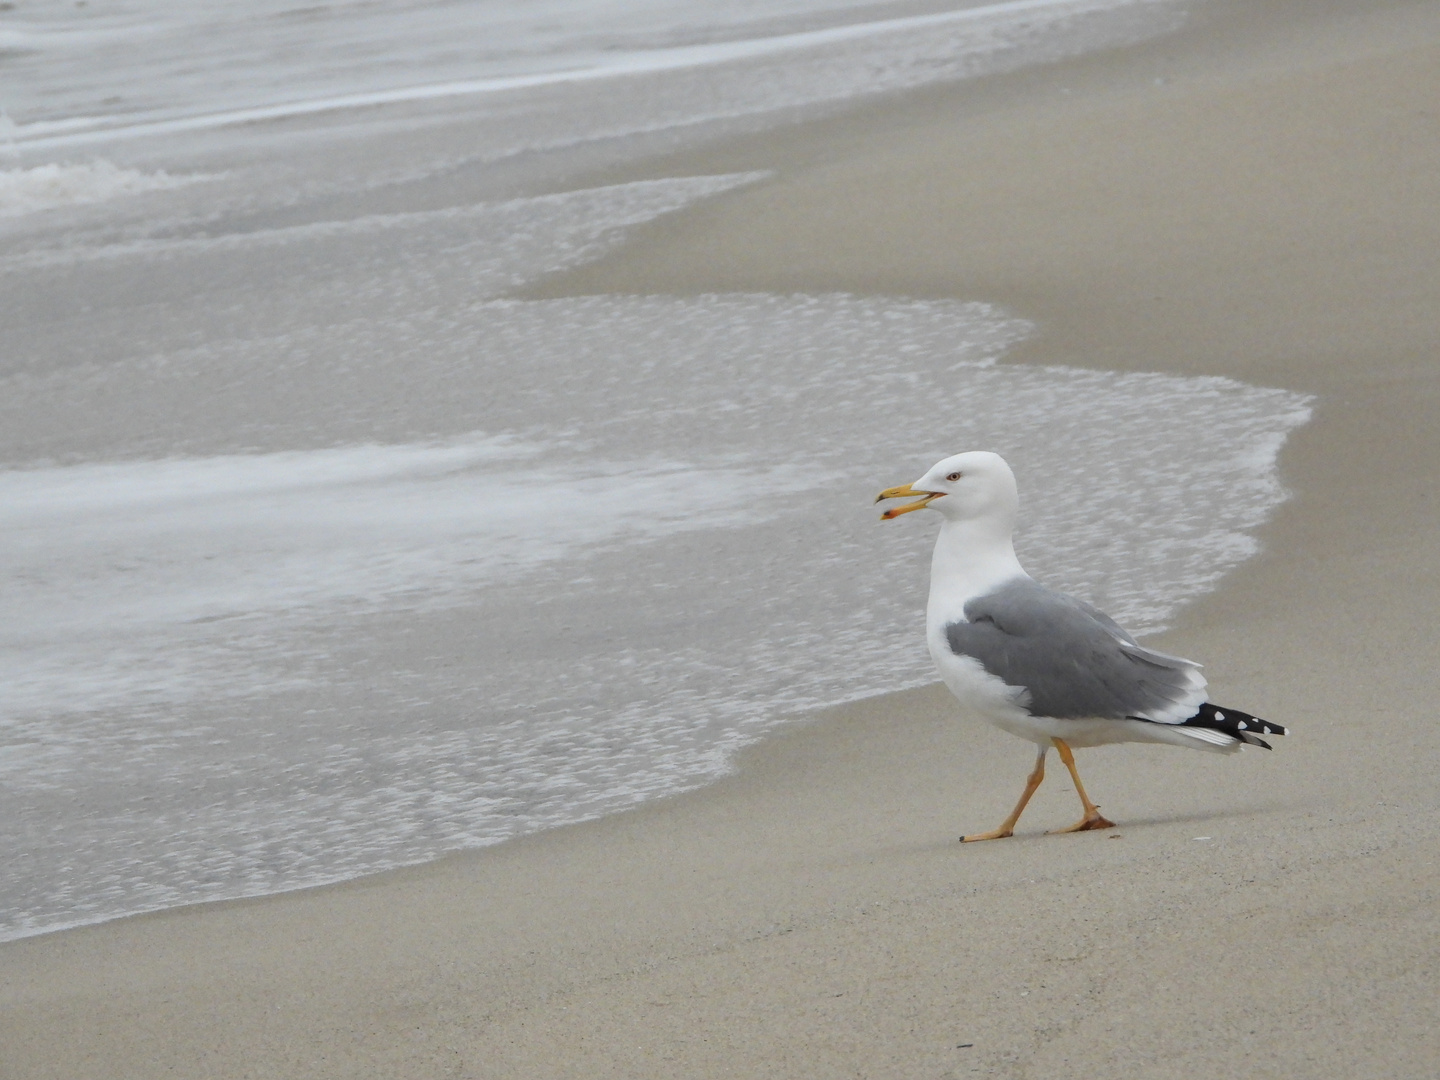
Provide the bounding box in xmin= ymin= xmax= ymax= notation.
xmin=0 ymin=0 xmax=1311 ymax=941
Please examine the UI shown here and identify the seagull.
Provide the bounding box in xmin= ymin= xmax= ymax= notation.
xmin=877 ymin=451 xmax=1285 ymax=841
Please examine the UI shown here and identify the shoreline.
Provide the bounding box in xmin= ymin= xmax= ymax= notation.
xmin=6 ymin=0 xmax=1440 ymax=1075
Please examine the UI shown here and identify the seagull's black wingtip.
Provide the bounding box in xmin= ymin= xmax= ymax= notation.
xmin=1183 ymin=702 xmax=1287 ymax=746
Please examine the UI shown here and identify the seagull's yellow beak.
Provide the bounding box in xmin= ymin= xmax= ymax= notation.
xmin=875 ymin=484 xmax=945 ymax=519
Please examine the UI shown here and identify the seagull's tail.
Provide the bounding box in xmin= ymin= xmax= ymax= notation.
xmin=1175 ymin=702 xmax=1287 ymax=749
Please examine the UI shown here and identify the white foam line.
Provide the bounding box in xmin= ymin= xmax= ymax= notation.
xmin=13 ymin=0 xmax=1161 ymax=150
xmin=0 ymin=159 xmax=214 ymax=218
xmin=0 ymin=172 xmax=768 ymax=270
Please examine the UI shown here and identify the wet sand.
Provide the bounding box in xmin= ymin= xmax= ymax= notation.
xmin=4 ymin=0 xmax=1440 ymax=1075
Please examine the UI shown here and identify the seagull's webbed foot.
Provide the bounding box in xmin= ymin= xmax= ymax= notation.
xmin=959 ymin=827 xmax=1015 ymax=843
xmin=1047 ymin=808 xmax=1116 ymax=834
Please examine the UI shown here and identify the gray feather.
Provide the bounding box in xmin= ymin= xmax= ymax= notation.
xmin=945 ymin=577 xmax=1200 ymax=721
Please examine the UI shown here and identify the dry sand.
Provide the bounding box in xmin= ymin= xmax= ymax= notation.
xmin=4 ymin=0 xmax=1440 ymax=1076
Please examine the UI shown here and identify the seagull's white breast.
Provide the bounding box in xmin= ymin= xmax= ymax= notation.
xmin=924 ymin=547 xmax=1042 ymax=740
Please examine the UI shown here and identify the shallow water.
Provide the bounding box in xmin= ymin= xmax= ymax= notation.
xmin=3 ymin=0 xmax=1177 ymax=144
xmin=0 ymin=0 xmax=1313 ymax=942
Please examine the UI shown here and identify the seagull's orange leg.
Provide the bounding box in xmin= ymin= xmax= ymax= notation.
xmin=1047 ymin=737 xmax=1116 ymax=833
xmin=961 ymin=745 xmax=1047 ymax=842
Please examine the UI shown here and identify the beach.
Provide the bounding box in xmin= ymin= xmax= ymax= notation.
xmin=4 ymin=0 xmax=1439 ymax=1075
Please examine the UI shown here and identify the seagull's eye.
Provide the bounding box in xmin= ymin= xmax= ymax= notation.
xmin=946 ymin=472 xmax=963 ymax=482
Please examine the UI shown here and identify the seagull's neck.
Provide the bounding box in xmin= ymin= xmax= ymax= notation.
xmin=926 ymin=515 xmax=1026 ymax=625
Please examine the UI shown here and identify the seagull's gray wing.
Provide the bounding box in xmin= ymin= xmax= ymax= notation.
xmin=1068 ymin=595 xmax=1203 ymax=673
xmin=945 ymin=577 xmax=1204 ymax=722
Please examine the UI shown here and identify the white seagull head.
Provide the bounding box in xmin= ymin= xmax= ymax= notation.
xmin=876 ymin=450 xmax=1018 ymax=524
